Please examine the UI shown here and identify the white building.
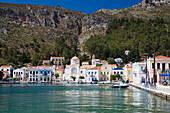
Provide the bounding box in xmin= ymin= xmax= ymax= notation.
xmin=132 ymin=61 xmax=146 ymax=84
xmin=125 ymin=50 xmax=130 ymax=55
xmin=0 ymin=65 xmax=14 ymax=78
xmin=112 ymin=68 xmax=125 ymax=80
xmin=50 ymin=57 xmax=65 ymax=66
xmin=64 ymin=56 xmax=93 ymax=82
xmin=13 ymin=69 xmax=26 ymax=81
xmin=43 ymin=60 xmax=50 ymax=65
xmin=147 ymin=55 xmax=170 ymax=84
xmin=115 ymin=58 xmax=123 ymax=64
xmin=86 ymin=66 xmax=101 ymax=82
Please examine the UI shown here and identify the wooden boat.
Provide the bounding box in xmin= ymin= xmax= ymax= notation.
xmin=110 ymin=82 xmax=129 ymax=88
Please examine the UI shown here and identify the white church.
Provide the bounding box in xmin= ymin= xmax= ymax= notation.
xmin=63 ymin=55 xmax=98 ymax=82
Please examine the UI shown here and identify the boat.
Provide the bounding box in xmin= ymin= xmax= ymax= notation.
xmin=67 ymin=81 xmax=75 ymax=84
xmin=110 ymin=82 xmax=129 ymax=88
xmin=103 ymin=81 xmax=111 ymax=84
xmin=90 ymin=80 xmax=98 ymax=84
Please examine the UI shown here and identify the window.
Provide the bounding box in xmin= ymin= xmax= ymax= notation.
xmin=7 ymin=69 xmax=9 ymax=71
xmin=104 ymin=72 xmax=106 ymax=75
xmin=92 ymin=72 xmax=94 ymax=75
xmin=121 ymin=71 xmax=123 ymax=74
xmin=14 ymin=72 xmax=15 ymax=74
xmin=117 ymin=72 xmax=119 ymax=74
xmin=169 ymin=63 xmax=170 ymax=69
xmin=88 ymin=72 xmax=90 ymax=75
xmin=152 ymin=63 xmax=155 ymax=69
xmin=101 ymin=72 xmax=102 ymax=74
xmin=30 ymin=78 xmax=32 ymax=81
xmin=95 ymin=72 xmax=97 ymax=75
xmin=81 ymin=71 xmax=83 ymax=74
xmin=162 ymin=63 xmax=165 ymax=71
xmin=33 ymin=71 xmax=35 ymax=75
xmin=36 ymin=71 xmax=38 ymax=74
xmin=105 ymin=67 xmax=107 ymax=69
xmin=21 ymin=72 xmax=22 ymax=74
xmin=36 ymin=78 xmax=38 ymax=81
xmin=101 ymin=77 xmax=102 ymax=80
xmin=114 ymin=72 xmax=116 ymax=75
xmin=107 ymin=72 xmax=109 ymax=75
xmin=30 ymin=71 xmax=32 ymax=74
xmin=141 ymin=67 xmax=143 ymax=71
xmin=157 ymin=63 xmax=160 ymax=69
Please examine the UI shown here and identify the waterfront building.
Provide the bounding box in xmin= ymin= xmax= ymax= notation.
xmin=54 ymin=69 xmax=64 ymax=80
xmin=115 ymin=58 xmax=123 ymax=64
xmin=87 ymin=66 xmax=101 ymax=82
xmin=124 ymin=64 xmax=133 ymax=82
xmin=147 ymin=55 xmax=170 ymax=84
xmin=38 ymin=67 xmax=52 ymax=83
xmin=43 ymin=60 xmax=50 ymax=65
xmin=112 ymin=68 xmax=125 ymax=80
xmin=28 ymin=67 xmax=52 ymax=83
xmin=50 ymin=57 xmax=65 ymax=66
xmin=101 ymin=63 xmax=112 ymax=81
xmin=64 ymin=56 xmax=92 ymax=81
xmin=0 ymin=65 xmax=14 ymax=78
xmin=28 ymin=67 xmax=39 ymax=83
xmin=132 ymin=61 xmax=146 ymax=84
xmin=13 ymin=69 xmax=26 ymax=81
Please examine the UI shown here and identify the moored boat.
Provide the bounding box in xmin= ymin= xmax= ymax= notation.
xmin=110 ymin=82 xmax=129 ymax=88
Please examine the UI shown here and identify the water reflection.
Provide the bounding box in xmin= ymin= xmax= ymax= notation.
xmin=0 ymin=84 xmax=170 ymax=113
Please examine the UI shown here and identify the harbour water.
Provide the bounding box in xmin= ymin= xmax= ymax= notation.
xmin=0 ymin=84 xmax=170 ymax=113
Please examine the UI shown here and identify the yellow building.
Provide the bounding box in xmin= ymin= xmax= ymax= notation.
xmin=100 ymin=64 xmax=112 ymax=81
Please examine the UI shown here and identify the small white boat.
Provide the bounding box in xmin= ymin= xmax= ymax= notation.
xmin=110 ymin=82 xmax=129 ymax=88
xmin=67 ymin=81 xmax=75 ymax=84
xmin=103 ymin=81 xmax=111 ymax=84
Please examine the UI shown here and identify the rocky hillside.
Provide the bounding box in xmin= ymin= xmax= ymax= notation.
xmin=0 ymin=0 xmax=169 ymax=65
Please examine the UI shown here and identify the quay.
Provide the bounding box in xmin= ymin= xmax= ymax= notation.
xmin=130 ymin=83 xmax=170 ymax=100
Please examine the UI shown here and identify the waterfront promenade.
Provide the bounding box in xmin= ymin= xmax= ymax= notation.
xmin=130 ymin=83 xmax=170 ymax=100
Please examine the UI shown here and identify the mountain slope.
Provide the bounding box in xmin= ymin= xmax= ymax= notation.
xmin=0 ymin=1 xmax=169 ymax=67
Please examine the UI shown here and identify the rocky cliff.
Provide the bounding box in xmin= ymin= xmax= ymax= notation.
xmin=0 ymin=1 xmax=169 ymax=55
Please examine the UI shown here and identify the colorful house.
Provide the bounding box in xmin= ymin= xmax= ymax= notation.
xmin=0 ymin=65 xmax=14 ymax=78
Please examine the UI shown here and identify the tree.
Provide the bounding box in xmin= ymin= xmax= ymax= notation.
xmin=79 ymin=76 xmax=85 ymax=79
xmin=56 ymin=73 xmax=59 ymax=79
xmin=71 ymin=76 xmax=76 ymax=81
xmin=63 ymin=59 xmax=70 ymax=66
xmin=107 ymin=58 xmax=116 ymax=64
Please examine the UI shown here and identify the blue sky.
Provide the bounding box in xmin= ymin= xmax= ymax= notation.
xmin=0 ymin=0 xmax=143 ymax=14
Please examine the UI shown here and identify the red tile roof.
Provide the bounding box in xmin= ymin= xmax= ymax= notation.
xmin=126 ymin=66 xmax=132 ymax=68
xmin=155 ymin=55 xmax=170 ymax=59
xmin=80 ymin=65 xmax=92 ymax=68
xmin=55 ymin=69 xmax=64 ymax=71
xmin=1 ymin=65 xmax=11 ymax=68
xmin=92 ymin=66 xmax=101 ymax=69
xmin=140 ymin=61 xmax=144 ymax=63
xmin=43 ymin=60 xmax=50 ymax=62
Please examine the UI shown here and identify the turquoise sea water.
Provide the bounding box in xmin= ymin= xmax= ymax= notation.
xmin=0 ymin=84 xmax=170 ymax=113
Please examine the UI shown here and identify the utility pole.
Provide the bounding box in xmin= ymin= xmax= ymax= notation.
xmin=153 ymin=47 xmax=157 ymax=85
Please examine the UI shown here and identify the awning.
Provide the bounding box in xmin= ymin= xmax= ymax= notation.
xmin=160 ymin=72 xmax=170 ymax=76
